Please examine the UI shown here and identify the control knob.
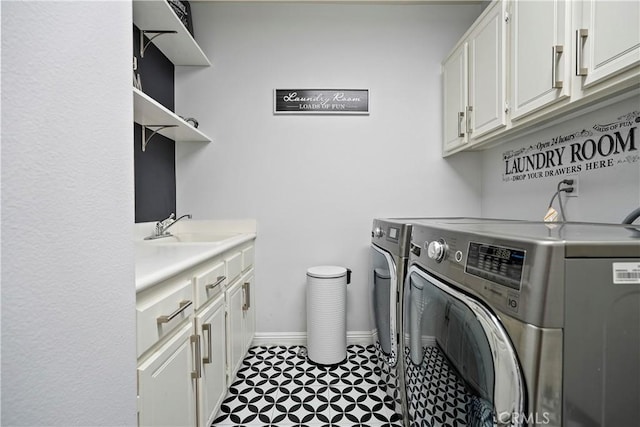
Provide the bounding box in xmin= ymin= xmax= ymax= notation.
xmin=372 ymin=227 xmax=385 ymax=238
xmin=427 ymin=239 xmax=447 ymax=262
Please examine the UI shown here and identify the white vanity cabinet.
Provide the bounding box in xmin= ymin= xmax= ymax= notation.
xmin=195 ymin=293 xmax=227 ymax=427
xmin=225 ymin=245 xmax=256 ymax=381
xmin=136 ymin=277 xmax=197 ymax=427
xmin=225 ymin=278 xmax=246 ymax=380
xmin=242 ymin=273 xmax=256 ymax=352
xmin=136 ymin=237 xmax=256 ymax=427
xmin=138 ymin=321 xmax=198 ymax=427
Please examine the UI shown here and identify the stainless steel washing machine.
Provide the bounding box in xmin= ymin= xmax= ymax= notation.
xmin=403 ymin=220 xmax=640 ymax=427
xmin=370 ymin=218 xmax=522 ymax=427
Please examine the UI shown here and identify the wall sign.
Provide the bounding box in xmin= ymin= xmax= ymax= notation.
xmin=274 ymin=89 xmax=369 ymax=115
xmin=501 ymin=111 xmax=639 ymax=183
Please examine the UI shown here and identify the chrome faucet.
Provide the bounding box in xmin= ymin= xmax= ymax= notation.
xmin=145 ymin=213 xmax=192 ymax=240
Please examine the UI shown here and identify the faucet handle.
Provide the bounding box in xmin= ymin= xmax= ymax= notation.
xmin=160 ymin=213 xmax=176 ymax=227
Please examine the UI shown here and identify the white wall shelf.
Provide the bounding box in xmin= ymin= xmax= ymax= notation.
xmin=133 ymin=0 xmax=211 ymax=66
xmin=134 ymin=88 xmax=211 ymax=151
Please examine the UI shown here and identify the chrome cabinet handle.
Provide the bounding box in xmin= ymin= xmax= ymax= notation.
xmin=157 ymin=300 xmax=192 ymax=324
xmin=247 ymin=282 xmax=251 ymax=310
xmin=202 ymin=323 xmax=213 ymax=364
xmin=457 ymin=111 xmax=465 ymax=137
xmin=466 ymin=105 xmax=473 ymax=135
xmin=576 ymin=29 xmax=588 ymax=76
xmin=552 ymin=45 xmax=564 ymax=88
xmin=206 ymin=275 xmax=226 ymax=291
xmin=242 ymin=282 xmax=251 ymax=311
xmin=191 ymin=334 xmax=201 ymax=379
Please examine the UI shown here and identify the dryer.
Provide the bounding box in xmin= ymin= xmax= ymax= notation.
xmin=403 ymin=220 xmax=640 ymax=426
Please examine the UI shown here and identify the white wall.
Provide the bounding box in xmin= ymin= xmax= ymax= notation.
xmin=176 ymin=3 xmax=483 ymax=334
xmin=1 ymin=2 xmax=136 ymax=425
xmin=481 ymin=96 xmax=640 ymax=223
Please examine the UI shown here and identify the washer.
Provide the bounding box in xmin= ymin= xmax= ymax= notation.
xmin=370 ymin=217 xmax=521 ymax=426
xmin=403 ymin=220 xmax=640 ymax=427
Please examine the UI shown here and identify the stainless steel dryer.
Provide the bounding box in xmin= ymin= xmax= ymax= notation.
xmin=371 ymin=218 xmax=413 ymax=426
xmin=403 ymin=221 xmax=640 ymax=427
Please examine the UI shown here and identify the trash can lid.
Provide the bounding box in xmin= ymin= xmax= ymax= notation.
xmin=307 ymin=265 xmax=347 ymax=279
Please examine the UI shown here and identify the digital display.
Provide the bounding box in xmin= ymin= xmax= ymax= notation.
xmin=387 ymin=227 xmax=399 ymax=242
xmin=465 ymin=242 xmax=525 ymax=290
xmin=389 ymin=227 xmax=398 ymax=239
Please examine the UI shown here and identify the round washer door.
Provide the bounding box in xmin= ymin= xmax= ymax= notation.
xmin=403 ymin=265 xmax=526 ymax=427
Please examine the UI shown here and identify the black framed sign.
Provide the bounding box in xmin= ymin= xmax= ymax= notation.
xmin=274 ymin=89 xmax=369 ymax=115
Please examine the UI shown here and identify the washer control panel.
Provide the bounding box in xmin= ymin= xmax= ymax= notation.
xmin=427 ymin=239 xmax=447 ymax=262
xmin=465 ymin=242 xmax=525 ymax=291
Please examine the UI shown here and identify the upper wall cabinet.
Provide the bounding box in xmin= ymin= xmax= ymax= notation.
xmin=578 ymin=0 xmax=640 ymax=91
xmin=442 ymin=1 xmax=507 ymax=155
xmin=133 ymin=0 xmax=211 ymax=66
xmin=467 ymin=2 xmax=507 ymax=138
xmin=442 ymin=0 xmax=640 ymax=157
xmin=443 ymin=42 xmax=469 ymax=153
xmin=510 ymin=0 xmax=571 ymax=121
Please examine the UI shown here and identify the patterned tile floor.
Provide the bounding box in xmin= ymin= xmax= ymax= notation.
xmin=213 ymin=345 xmax=403 ymax=427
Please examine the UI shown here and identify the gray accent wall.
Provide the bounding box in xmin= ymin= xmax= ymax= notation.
xmin=133 ymin=25 xmax=177 ymax=223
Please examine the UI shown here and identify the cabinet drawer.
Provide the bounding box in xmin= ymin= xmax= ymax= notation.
xmin=137 ymin=279 xmax=194 ymax=357
xmin=242 ymin=245 xmax=254 ymax=272
xmin=226 ymin=252 xmax=242 ymax=284
xmin=194 ymin=261 xmax=226 ymax=309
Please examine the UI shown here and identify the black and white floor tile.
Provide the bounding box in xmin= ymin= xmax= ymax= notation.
xmin=403 ymin=345 xmax=491 ymax=427
xmin=213 ymin=343 xmax=489 ymax=427
xmin=213 ymin=345 xmax=403 ymax=427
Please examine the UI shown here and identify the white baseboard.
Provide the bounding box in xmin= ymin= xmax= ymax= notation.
xmin=252 ymin=331 xmax=374 ymax=347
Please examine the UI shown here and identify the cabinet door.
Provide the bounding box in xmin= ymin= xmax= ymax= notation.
xmin=225 ymin=279 xmax=245 ymax=381
xmin=511 ymin=0 xmax=571 ymax=120
xmin=196 ymin=294 xmax=227 ymax=427
xmin=442 ymin=42 xmax=468 ymax=154
xmin=242 ymin=273 xmax=255 ymax=352
xmin=468 ymin=1 xmax=507 ymax=138
xmin=138 ymin=322 xmax=197 ymax=427
xmin=579 ymin=0 xmax=640 ymax=89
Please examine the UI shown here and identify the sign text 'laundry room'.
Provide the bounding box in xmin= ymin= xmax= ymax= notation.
xmin=274 ymin=89 xmax=369 ymax=115
xmin=502 ymin=111 xmax=639 ymax=182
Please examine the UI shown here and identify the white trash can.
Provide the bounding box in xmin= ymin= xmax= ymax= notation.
xmin=306 ymin=266 xmax=350 ymax=366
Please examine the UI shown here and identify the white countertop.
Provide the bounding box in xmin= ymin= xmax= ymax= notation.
xmin=135 ymin=219 xmax=256 ymax=292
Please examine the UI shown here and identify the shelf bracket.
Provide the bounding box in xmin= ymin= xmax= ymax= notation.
xmin=141 ymin=125 xmax=177 ymax=152
xmin=140 ymin=30 xmax=178 ymax=58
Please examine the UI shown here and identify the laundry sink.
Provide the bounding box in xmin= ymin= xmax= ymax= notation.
xmin=162 ymin=232 xmax=241 ymax=243
xmin=144 ymin=232 xmax=241 ymax=244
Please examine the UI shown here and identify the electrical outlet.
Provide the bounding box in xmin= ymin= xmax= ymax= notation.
xmin=566 ymin=175 xmax=579 ymax=197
